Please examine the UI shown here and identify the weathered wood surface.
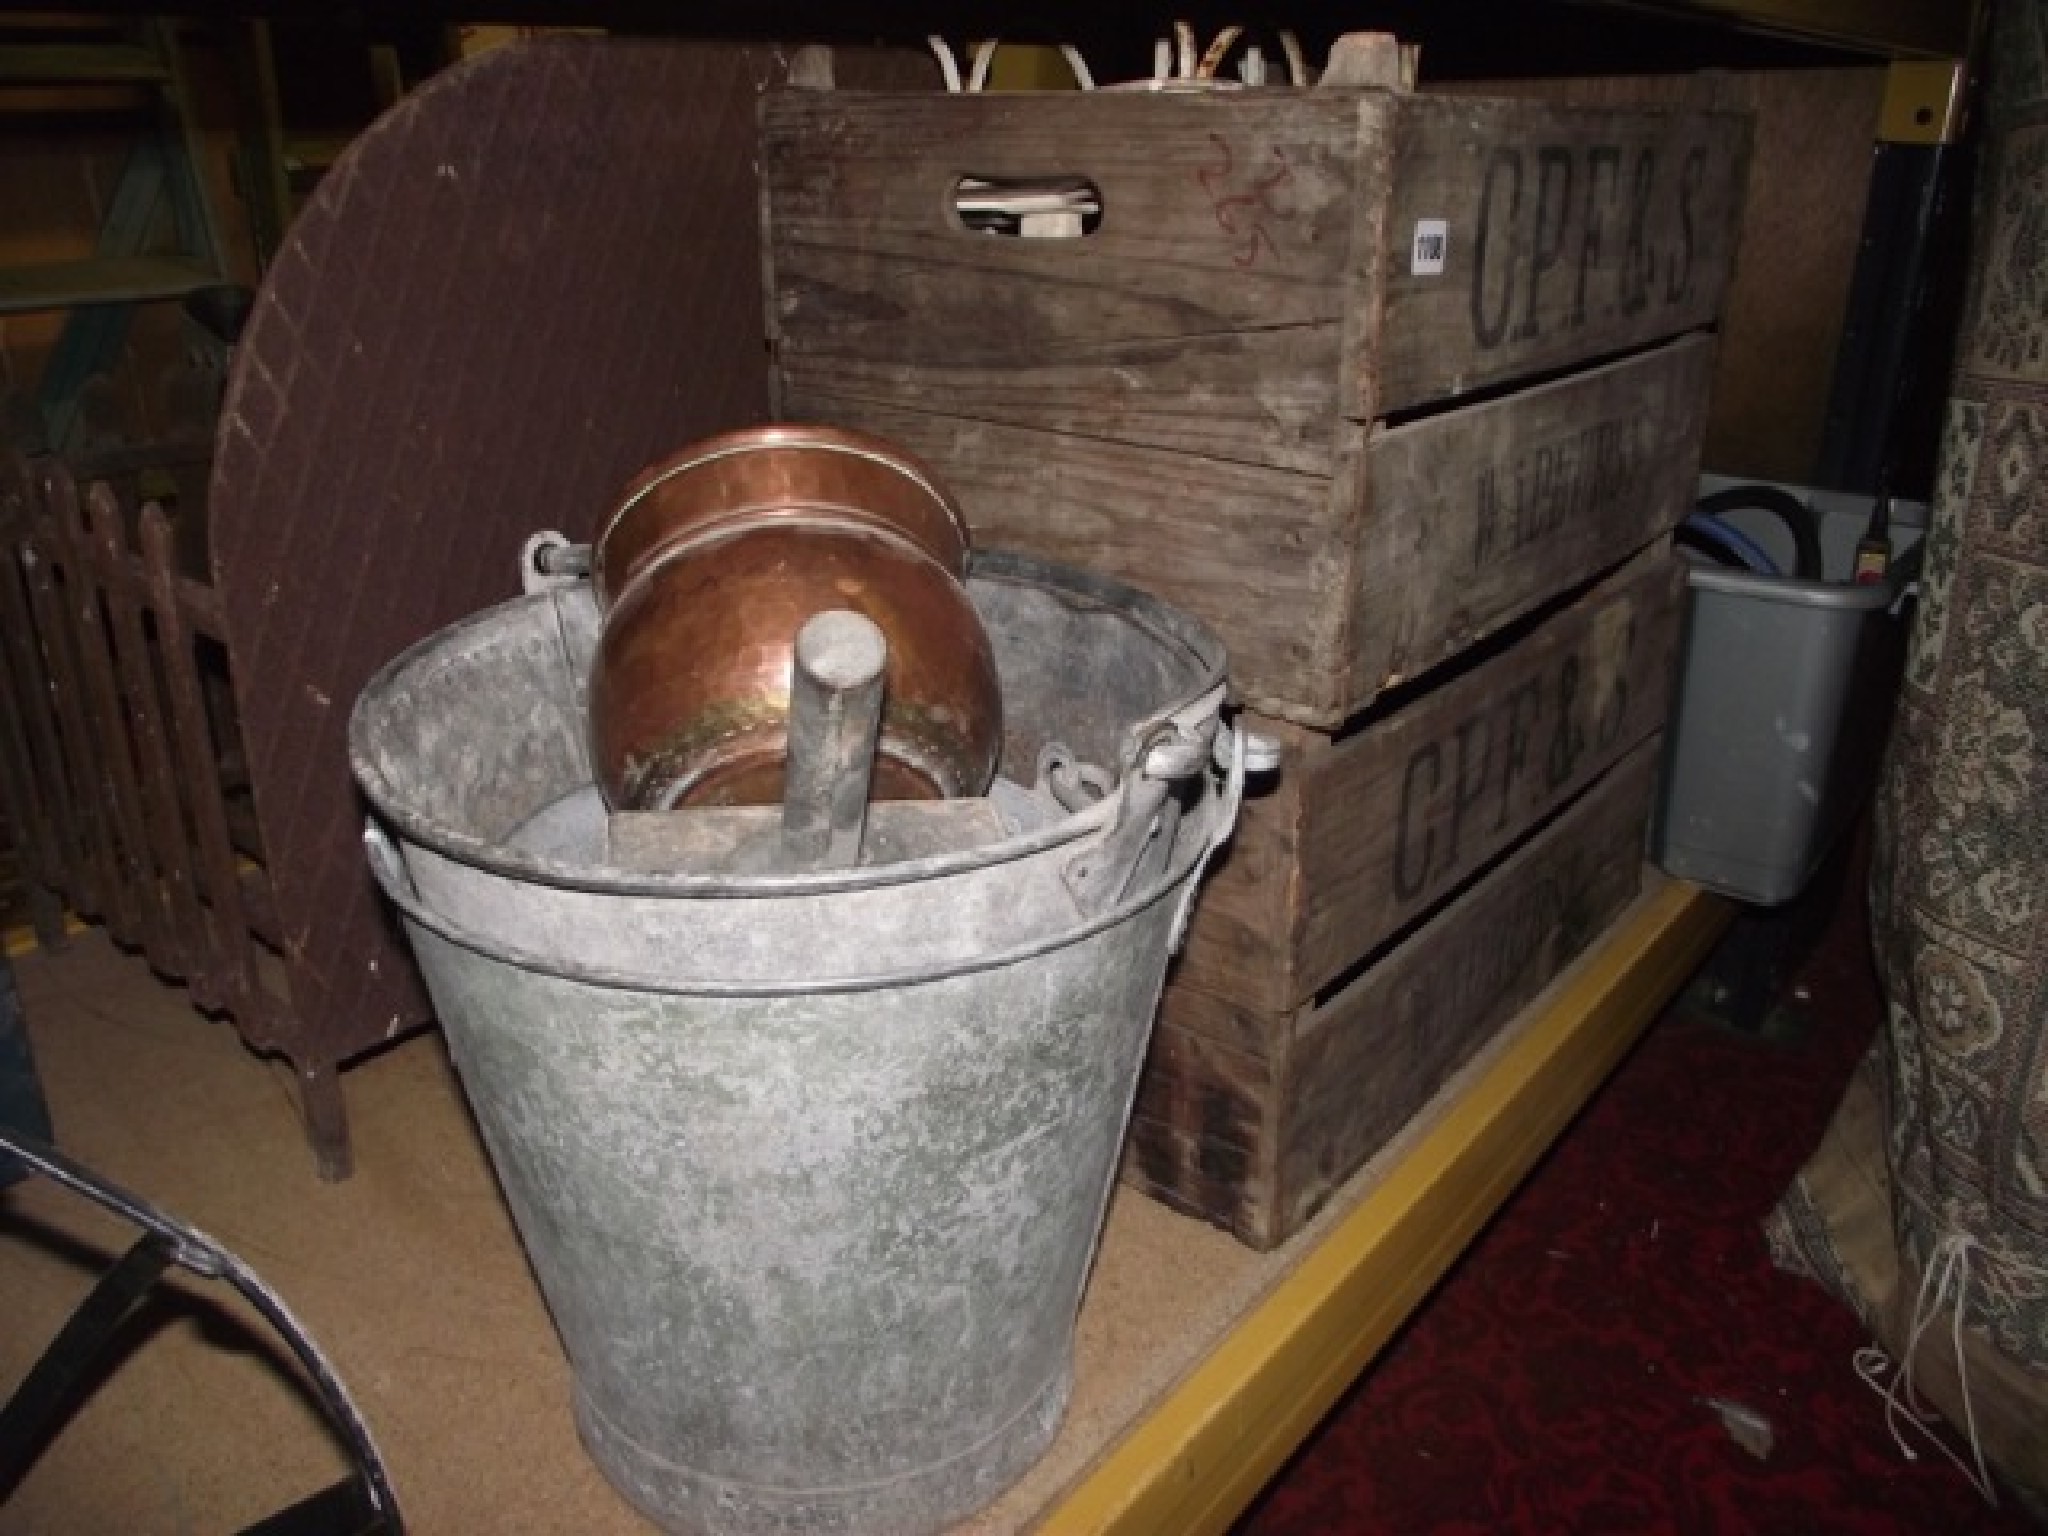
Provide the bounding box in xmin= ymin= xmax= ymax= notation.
xmin=1437 ymin=68 xmax=1883 ymax=483
xmin=1352 ymin=332 xmax=1713 ymax=696
xmin=766 ymin=88 xmax=1738 ymax=724
xmin=798 ymin=340 xmax=1705 ymax=727
xmin=782 ymin=394 xmax=1352 ymax=721
xmin=1175 ymin=548 xmax=1685 ymax=1013
xmin=1370 ymin=95 xmax=1750 ymax=415
xmin=1127 ymin=736 xmax=1659 ymax=1249
xmin=1123 ymin=1025 xmax=1278 ymax=1246
xmin=764 ymin=90 xmax=1370 ymax=476
xmin=0 ymin=460 xmax=277 ymax=1039
xmin=0 ymin=470 xmax=87 ymax=932
xmin=1271 ymin=737 xmax=1657 ymax=1239
xmin=765 ymin=88 xmax=1749 ymax=438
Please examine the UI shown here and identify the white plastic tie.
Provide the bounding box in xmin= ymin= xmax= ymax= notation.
xmin=927 ymin=35 xmax=962 ymax=93
xmin=966 ymin=39 xmax=998 ymax=94
xmin=1058 ymin=44 xmax=1097 ymax=91
xmin=1849 ymin=1229 xmax=2046 ymax=1506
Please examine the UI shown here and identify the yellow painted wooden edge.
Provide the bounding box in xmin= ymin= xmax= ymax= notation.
xmin=1615 ymin=0 xmax=1975 ymax=58
xmin=1037 ymin=879 xmax=1732 ymax=1536
xmin=4 ymin=917 xmax=80 ymax=960
xmin=1879 ymin=59 xmax=1968 ymax=144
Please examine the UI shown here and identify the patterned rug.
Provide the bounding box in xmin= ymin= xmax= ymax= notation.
xmin=1236 ymin=853 xmax=2044 ymax=1534
xmin=1764 ymin=0 xmax=2048 ymax=1502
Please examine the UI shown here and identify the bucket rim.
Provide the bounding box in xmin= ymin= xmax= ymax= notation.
xmin=347 ymin=548 xmax=1228 ymax=899
xmin=362 ymin=802 xmax=1214 ymax=997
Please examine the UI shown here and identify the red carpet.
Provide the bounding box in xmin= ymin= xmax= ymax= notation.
xmin=1236 ymin=864 xmax=2043 ymax=1535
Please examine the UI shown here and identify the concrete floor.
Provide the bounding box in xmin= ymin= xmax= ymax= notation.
xmin=0 ymin=929 xmax=1273 ymax=1535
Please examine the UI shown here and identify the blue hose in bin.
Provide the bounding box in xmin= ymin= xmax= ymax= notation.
xmin=1679 ymin=512 xmax=1782 ymax=575
xmin=1686 ymin=483 xmax=1829 ymax=580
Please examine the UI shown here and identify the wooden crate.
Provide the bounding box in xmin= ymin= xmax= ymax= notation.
xmin=759 ymin=57 xmax=1731 ymax=1248
xmin=762 ymin=78 xmax=1749 ymax=725
xmin=1126 ymin=733 xmax=1665 ymax=1248
xmin=1120 ymin=553 xmax=1683 ymax=1248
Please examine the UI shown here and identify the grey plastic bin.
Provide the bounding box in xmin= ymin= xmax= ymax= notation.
xmin=1652 ymin=485 xmax=1923 ymax=906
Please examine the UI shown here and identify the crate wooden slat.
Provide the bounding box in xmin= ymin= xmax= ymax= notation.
xmin=764 ymin=83 xmax=1750 ymax=725
xmin=1128 ymin=735 xmax=1664 ymax=1249
xmin=1366 ymin=95 xmax=1746 ymax=412
xmin=1356 ymin=334 xmax=1711 ymax=693
xmin=785 ymin=396 xmax=1341 ymax=718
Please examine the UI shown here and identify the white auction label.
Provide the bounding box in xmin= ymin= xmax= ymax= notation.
xmin=1411 ymin=219 xmax=1448 ymax=276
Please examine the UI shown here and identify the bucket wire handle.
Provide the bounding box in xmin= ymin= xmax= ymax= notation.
xmin=1171 ymin=723 xmax=1251 ymax=953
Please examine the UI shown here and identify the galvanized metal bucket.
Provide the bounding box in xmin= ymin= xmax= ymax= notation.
xmin=350 ymin=549 xmax=1243 ymax=1536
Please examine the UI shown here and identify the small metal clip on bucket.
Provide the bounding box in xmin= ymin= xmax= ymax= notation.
xmin=519 ymin=530 xmax=589 ymax=593
xmin=1061 ymin=682 xmax=1225 ymax=917
xmin=351 ymin=541 xmax=1249 ymax=1536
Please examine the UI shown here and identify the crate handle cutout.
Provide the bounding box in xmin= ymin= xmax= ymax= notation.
xmin=952 ymin=175 xmax=1102 ymax=238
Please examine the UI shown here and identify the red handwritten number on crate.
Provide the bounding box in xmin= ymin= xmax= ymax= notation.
xmin=1197 ymin=135 xmax=1293 ymax=268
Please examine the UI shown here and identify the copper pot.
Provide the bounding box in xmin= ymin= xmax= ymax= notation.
xmin=588 ymin=425 xmax=1003 ymax=811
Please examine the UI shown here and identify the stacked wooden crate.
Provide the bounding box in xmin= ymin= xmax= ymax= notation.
xmin=759 ymin=47 xmax=1751 ymax=1247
